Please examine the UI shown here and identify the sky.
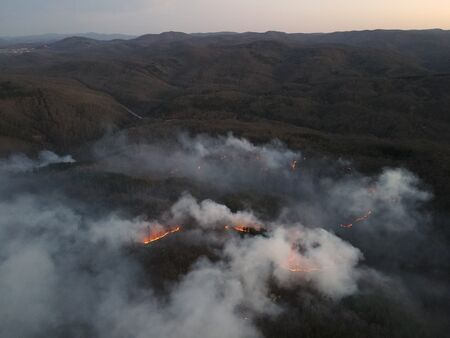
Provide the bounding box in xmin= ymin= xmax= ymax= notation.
xmin=1 ymin=0 xmax=450 ymax=36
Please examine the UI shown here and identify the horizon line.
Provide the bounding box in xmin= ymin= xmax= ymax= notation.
xmin=2 ymin=27 xmax=450 ymax=39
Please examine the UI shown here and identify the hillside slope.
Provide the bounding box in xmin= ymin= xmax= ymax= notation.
xmin=0 ymin=75 xmax=131 ymax=153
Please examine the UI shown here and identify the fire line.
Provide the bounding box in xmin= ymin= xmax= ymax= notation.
xmin=225 ymin=224 xmax=267 ymax=236
xmin=339 ymin=210 xmax=373 ymax=228
xmin=143 ymin=226 xmax=181 ymax=245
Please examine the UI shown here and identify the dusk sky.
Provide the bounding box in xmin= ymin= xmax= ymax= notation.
xmin=1 ymin=0 xmax=449 ymax=36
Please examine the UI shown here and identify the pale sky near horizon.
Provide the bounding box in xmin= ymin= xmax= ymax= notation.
xmin=1 ymin=0 xmax=449 ymax=36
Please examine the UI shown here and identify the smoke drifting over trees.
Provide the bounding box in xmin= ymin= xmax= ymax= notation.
xmin=0 ymin=134 xmax=447 ymax=338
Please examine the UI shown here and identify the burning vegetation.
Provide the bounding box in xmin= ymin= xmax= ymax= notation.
xmin=0 ymin=131 xmax=443 ymax=338
xmin=143 ymin=225 xmax=181 ymax=245
xmin=225 ymin=224 xmax=267 ymax=236
xmin=339 ymin=210 xmax=373 ymax=228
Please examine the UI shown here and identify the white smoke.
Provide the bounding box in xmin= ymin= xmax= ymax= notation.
xmin=0 ymin=182 xmax=365 ymax=338
xmin=324 ymin=168 xmax=431 ymax=232
xmin=0 ymin=134 xmax=436 ymax=338
xmin=0 ymin=192 xmax=270 ymax=338
xmin=0 ymin=150 xmax=75 ymax=173
xmin=93 ymin=133 xmax=430 ymax=233
xmin=168 ymin=194 xmax=364 ymax=299
xmin=96 ymin=261 xmax=262 ymax=338
xmin=170 ymin=193 xmax=260 ymax=229
xmin=92 ymin=133 xmax=300 ymax=191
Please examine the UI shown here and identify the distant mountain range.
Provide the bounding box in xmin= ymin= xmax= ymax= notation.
xmin=0 ymin=32 xmax=137 ymax=46
xmin=2 ymin=28 xmax=449 ymax=46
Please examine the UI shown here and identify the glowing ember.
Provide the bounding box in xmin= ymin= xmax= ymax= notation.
xmin=285 ymin=246 xmax=321 ymax=273
xmin=232 ymin=225 xmax=252 ymax=233
xmin=225 ymin=224 xmax=266 ymax=235
xmin=340 ymin=209 xmax=373 ymax=228
xmin=143 ymin=226 xmax=181 ymax=244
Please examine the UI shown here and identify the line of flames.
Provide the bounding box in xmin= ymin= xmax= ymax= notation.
xmin=340 ymin=209 xmax=373 ymax=228
xmin=225 ymin=224 xmax=253 ymax=233
xmin=143 ymin=226 xmax=181 ymax=245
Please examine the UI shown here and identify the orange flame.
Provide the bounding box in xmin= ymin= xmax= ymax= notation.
xmin=232 ymin=225 xmax=252 ymax=233
xmin=143 ymin=226 xmax=181 ymax=245
xmin=225 ymin=223 xmax=264 ymax=234
xmin=340 ymin=209 xmax=372 ymax=228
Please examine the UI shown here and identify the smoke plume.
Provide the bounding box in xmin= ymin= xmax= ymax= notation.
xmin=0 ymin=134 xmax=445 ymax=338
xmin=0 ymin=150 xmax=75 ymax=173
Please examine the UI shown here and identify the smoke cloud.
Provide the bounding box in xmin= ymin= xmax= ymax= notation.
xmin=0 ymin=134 xmax=444 ymax=338
xmin=92 ymin=133 xmax=300 ymax=193
xmin=0 ymin=150 xmax=75 ymax=173
xmin=168 ymin=193 xmax=363 ymax=299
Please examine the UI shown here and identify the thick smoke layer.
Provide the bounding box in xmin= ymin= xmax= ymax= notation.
xmin=0 ymin=192 xmax=361 ymax=338
xmin=0 ymin=135 xmax=440 ymax=338
xmin=93 ymin=133 xmax=300 ymax=192
xmin=169 ymin=194 xmax=363 ymax=299
xmin=94 ymin=133 xmax=430 ymax=232
xmin=170 ymin=194 xmax=260 ymax=229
